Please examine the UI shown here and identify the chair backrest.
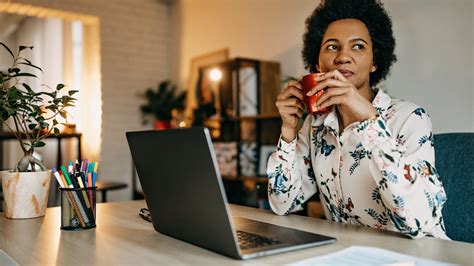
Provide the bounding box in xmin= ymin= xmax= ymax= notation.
xmin=433 ymin=133 xmax=474 ymax=243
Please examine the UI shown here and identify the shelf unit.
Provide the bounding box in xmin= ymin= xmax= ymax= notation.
xmin=197 ymin=57 xmax=281 ymax=208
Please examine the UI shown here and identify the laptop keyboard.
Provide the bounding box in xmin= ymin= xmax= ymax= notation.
xmin=236 ymin=230 xmax=282 ymax=250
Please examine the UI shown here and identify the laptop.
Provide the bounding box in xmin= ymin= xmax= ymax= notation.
xmin=126 ymin=127 xmax=336 ymax=260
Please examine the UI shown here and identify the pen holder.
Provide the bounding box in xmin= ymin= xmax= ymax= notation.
xmin=60 ymin=187 xmax=97 ymax=230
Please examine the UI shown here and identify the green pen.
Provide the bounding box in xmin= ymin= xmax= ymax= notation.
xmin=61 ymin=165 xmax=73 ymax=188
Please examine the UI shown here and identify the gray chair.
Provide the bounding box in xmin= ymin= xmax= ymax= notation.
xmin=433 ymin=133 xmax=474 ymax=243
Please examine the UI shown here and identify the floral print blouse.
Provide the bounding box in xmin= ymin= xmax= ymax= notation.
xmin=267 ymin=89 xmax=448 ymax=239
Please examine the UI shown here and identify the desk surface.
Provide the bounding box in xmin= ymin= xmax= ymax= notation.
xmin=0 ymin=200 xmax=471 ymax=265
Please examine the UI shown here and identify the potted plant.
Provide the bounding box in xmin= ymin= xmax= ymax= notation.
xmin=0 ymin=43 xmax=77 ymax=219
xmin=139 ymin=80 xmax=186 ymax=130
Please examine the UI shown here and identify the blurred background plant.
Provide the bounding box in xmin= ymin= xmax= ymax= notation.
xmin=139 ymin=80 xmax=186 ymax=130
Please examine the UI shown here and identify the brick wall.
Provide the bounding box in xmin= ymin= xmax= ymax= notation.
xmin=12 ymin=0 xmax=171 ymax=201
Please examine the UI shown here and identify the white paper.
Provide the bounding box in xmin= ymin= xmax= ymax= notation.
xmin=287 ymin=246 xmax=453 ymax=266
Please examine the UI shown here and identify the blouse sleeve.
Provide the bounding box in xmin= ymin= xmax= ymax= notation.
xmin=353 ymin=109 xmax=447 ymax=238
xmin=267 ymin=116 xmax=318 ymax=215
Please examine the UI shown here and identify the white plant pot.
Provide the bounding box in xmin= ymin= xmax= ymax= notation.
xmin=1 ymin=170 xmax=52 ymax=219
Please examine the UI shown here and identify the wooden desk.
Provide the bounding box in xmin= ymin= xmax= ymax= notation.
xmin=0 ymin=201 xmax=471 ymax=264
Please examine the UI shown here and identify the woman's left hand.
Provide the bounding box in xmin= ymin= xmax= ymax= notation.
xmin=306 ymin=69 xmax=377 ymax=122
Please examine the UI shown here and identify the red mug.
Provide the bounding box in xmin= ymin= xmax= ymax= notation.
xmin=301 ymin=73 xmax=332 ymax=114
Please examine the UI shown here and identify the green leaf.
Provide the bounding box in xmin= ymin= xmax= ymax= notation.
xmin=10 ymin=73 xmax=38 ymax=78
xmin=54 ymin=127 xmax=60 ymax=135
xmin=61 ymin=96 xmax=75 ymax=106
xmin=53 ymin=119 xmax=58 ymax=125
xmin=46 ymin=105 xmax=58 ymax=112
xmin=18 ymin=104 xmax=33 ymax=112
xmin=17 ymin=62 xmax=43 ymax=72
xmin=34 ymin=141 xmax=46 ymax=148
xmin=7 ymin=88 xmax=18 ymax=98
xmin=19 ymin=45 xmax=34 ymax=51
xmin=8 ymin=68 xmax=20 ymax=74
xmin=0 ymin=42 xmax=14 ymax=59
xmin=56 ymin=84 xmax=65 ymax=90
xmin=59 ymin=110 xmax=67 ymax=119
xmin=22 ymin=83 xmax=34 ymax=93
xmin=40 ymin=121 xmax=49 ymax=129
xmin=68 ymin=90 xmax=78 ymax=96
xmin=28 ymin=123 xmax=37 ymax=130
xmin=36 ymin=91 xmax=55 ymax=98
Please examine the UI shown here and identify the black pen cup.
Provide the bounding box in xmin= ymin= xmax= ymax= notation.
xmin=60 ymin=187 xmax=97 ymax=230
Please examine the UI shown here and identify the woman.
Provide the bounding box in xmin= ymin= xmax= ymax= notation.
xmin=267 ymin=0 xmax=448 ymax=239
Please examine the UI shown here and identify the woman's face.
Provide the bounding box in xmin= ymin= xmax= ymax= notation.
xmin=317 ymin=19 xmax=376 ymax=91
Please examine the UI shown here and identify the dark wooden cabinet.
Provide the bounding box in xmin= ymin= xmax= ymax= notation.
xmin=197 ymin=58 xmax=282 ymax=209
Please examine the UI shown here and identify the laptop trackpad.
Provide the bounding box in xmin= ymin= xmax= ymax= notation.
xmin=232 ymin=216 xmax=333 ymax=246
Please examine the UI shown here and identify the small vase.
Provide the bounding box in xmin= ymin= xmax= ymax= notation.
xmin=1 ymin=170 xmax=52 ymax=219
xmin=154 ymin=120 xmax=171 ymax=130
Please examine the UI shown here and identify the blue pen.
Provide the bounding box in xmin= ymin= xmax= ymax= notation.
xmin=89 ymin=162 xmax=96 ymax=187
xmin=92 ymin=162 xmax=99 ymax=186
xmin=92 ymin=162 xmax=98 ymax=187
xmin=83 ymin=171 xmax=88 ymax=188
xmin=92 ymin=172 xmax=96 ymax=187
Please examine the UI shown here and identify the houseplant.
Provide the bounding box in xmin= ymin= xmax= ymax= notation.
xmin=139 ymin=80 xmax=186 ymax=130
xmin=0 ymin=42 xmax=77 ymax=219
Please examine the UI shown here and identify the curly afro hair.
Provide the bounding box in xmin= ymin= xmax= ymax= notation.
xmin=302 ymin=0 xmax=396 ymax=87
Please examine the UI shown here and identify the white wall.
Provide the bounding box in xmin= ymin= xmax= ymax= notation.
xmin=172 ymin=0 xmax=473 ymax=133
xmin=0 ymin=34 xmax=17 ymax=71
xmin=172 ymin=0 xmax=314 ymax=87
xmin=383 ymin=0 xmax=473 ymax=133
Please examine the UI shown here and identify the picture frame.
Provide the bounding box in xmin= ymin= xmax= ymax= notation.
xmin=239 ymin=65 xmax=258 ymax=116
xmin=258 ymin=145 xmax=277 ymax=176
xmin=239 ymin=141 xmax=257 ymax=177
xmin=185 ymin=48 xmax=229 ymax=120
xmin=213 ymin=141 xmax=238 ymax=178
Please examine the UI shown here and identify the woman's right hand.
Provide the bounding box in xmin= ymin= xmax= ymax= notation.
xmin=275 ymin=80 xmax=305 ymax=142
